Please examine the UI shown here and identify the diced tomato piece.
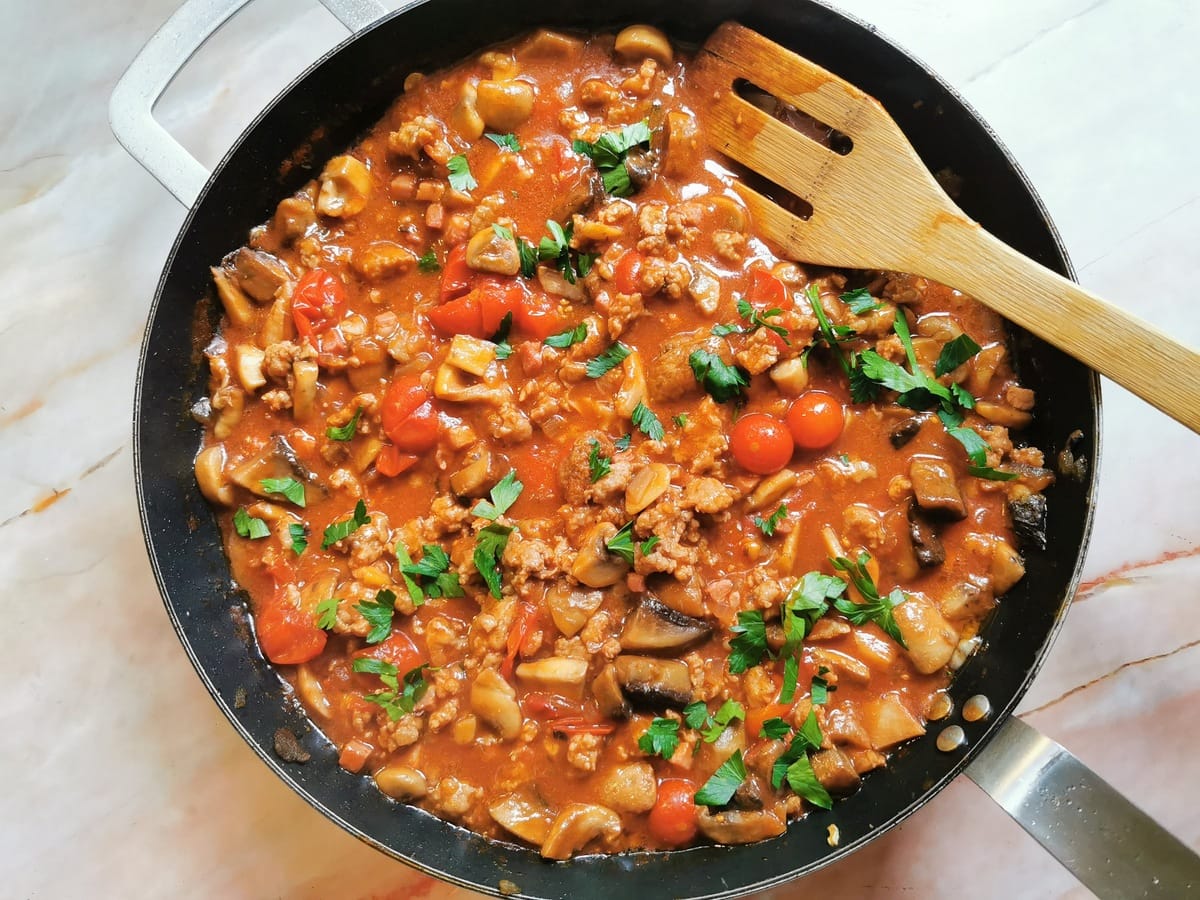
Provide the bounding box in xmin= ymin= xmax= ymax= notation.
xmin=381 ymin=376 xmax=439 ymax=453
xmin=503 ymin=603 xmax=539 ymax=680
xmin=521 ymin=692 xmax=583 ymax=719
xmin=513 ymin=291 xmax=568 ymax=339
xmin=338 ymin=738 xmax=373 ymax=773
xmin=649 ymin=779 xmax=699 ymax=846
xmin=427 ymin=293 xmax=484 ymax=336
xmin=747 ymin=268 xmax=790 ymax=309
xmin=356 ymin=631 xmax=423 ymax=674
xmin=376 ymin=445 xmax=418 ymax=477
xmin=477 ymin=278 xmax=522 ymax=336
xmin=292 ymin=268 xmax=347 ymax=341
xmin=393 ymin=400 xmax=439 ymax=453
xmin=440 ymin=244 xmax=474 ymax=302
xmin=256 ymin=587 xmax=327 ymax=665
xmin=613 ymin=250 xmax=644 ymax=295
xmin=549 ymin=717 xmax=616 ymax=736
xmin=745 ymin=702 xmax=795 ymax=740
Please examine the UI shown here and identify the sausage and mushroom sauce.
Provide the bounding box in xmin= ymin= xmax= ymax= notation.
xmin=196 ymin=26 xmax=1053 ymax=858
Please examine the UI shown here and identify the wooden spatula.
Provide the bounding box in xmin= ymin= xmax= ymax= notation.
xmin=694 ymin=22 xmax=1200 ymax=433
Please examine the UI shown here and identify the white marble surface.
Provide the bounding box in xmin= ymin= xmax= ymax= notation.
xmin=2 ymin=0 xmax=1199 ymax=897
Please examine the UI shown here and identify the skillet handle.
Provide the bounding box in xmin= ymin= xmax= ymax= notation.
xmin=109 ymin=0 xmax=390 ymax=207
xmin=966 ymin=716 xmax=1200 ymax=897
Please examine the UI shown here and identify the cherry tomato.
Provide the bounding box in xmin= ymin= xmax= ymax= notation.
xmin=256 ymin=588 xmax=327 ymax=665
xmin=440 ymin=244 xmax=474 ymax=302
xmin=730 ymin=413 xmax=795 ymax=474
xmin=356 ymin=631 xmax=423 ymax=674
xmin=613 ymin=251 xmax=645 ymax=295
xmin=648 ymin=779 xmax=699 ymax=846
xmin=786 ymin=391 xmax=845 ymax=449
xmin=376 ymin=445 xmax=418 ymax=477
xmin=381 ymin=377 xmax=439 ymax=452
xmin=747 ymin=268 xmax=790 ymax=310
xmin=292 ymin=268 xmax=347 ymax=341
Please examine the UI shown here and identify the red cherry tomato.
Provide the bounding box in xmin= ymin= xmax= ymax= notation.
xmin=292 ymin=268 xmax=347 ymax=341
xmin=381 ymin=376 xmax=440 ymax=453
xmin=747 ymin=268 xmax=790 ymax=310
xmin=256 ymin=587 xmax=327 ymax=665
xmin=440 ymin=244 xmax=474 ymax=302
xmin=786 ymin=391 xmax=845 ymax=449
xmin=613 ymin=251 xmax=644 ymax=295
xmin=376 ymin=445 xmax=418 ymax=477
xmin=730 ymin=413 xmax=795 ymax=474
xmin=648 ymin=779 xmax=699 ymax=846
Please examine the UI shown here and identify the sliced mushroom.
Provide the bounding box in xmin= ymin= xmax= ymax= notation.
xmin=613 ymin=24 xmax=674 ymax=65
xmin=615 ymin=351 xmax=647 ymax=418
xmin=489 ymin=788 xmax=555 ymax=847
xmin=234 ymin=343 xmax=267 ymax=392
xmin=475 ymin=79 xmax=536 ymax=131
xmin=591 ymin=664 xmax=630 ymax=719
xmin=909 ymin=457 xmax=967 ymax=519
xmin=540 ymin=803 xmax=622 ymax=860
xmin=516 ymin=656 xmax=589 ymax=699
xmin=991 ymin=538 xmax=1026 ymax=594
xmin=810 ymin=747 xmax=861 ymax=795
xmin=623 ymin=147 xmax=656 ymax=191
xmin=450 ymin=82 xmax=485 ymax=141
xmin=597 ymin=762 xmax=657 ymax=814
xmin=295 ymin=663 xmax=332 ymax=719
xmin=228 ymin=435 xmax=318 ymax=502
xmin=571 ymin=522 xmax=629 ymax=588
xmin=537 ymin=265 xmax=586 ymax=302
xmin=545 ymin=582 xmax=604 ymax=638
xmin=908 ymin=508 xmax=946 ymax=568
xmin=889 ymin=415 xmax=925 ymax=449
xmin=649 ymin=573 xmax=707 ymax=618
xmin=211 ymin=266 xmax=254 ymax=328
xmin=625 ymin=463 xmax=671 ymax=515
xmin=767 ymin=357 xmax=809 ymax=395
xmin=292 ymin=359 xmax=318 ymax=421
xmin=194 ymin=445 xmax=233 ymax=506
xmin=231 ymin=247 xmax=291 ymax=302
xmin=374 ymin=764 xmax=428 ymax=801
xmin=619 ymin=596 xmax=711 ymax=653
xmin=446 ymin=333 xmax=498 ymax=377
xmin=317 ymin=154 xmax=372 ymax=218
xmin=465 ymin=226 xmax=521 ymax=276
xmin=861 ymin=694 xmax=925 ymax=750
xmin=696 ymin=805 xmax=786 ymax=845
xmin=470 ymin=668 xmax=523 ymax=740
xmin=613 ymin=655 xmax=693 ymax=709
xmin=661 ymin=109 xmax=699 ymax=179
xmin=1010 ymin=491 xmax=1047 ymax=550
xmin=893 ymin=593 xmax=958 ymax=675
xmin=450 ymin=444 xmax=493 ymax=497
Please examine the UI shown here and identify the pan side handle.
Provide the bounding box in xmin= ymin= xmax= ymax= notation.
xmin=966 ymin=716 xmax=1199 ymax=897
xmin=109 ymin=0 xmax=390 ymax=207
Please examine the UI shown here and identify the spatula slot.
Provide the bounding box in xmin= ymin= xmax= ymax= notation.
xmin=730 ymin=162 xmax=815 ymax=221
xmin=734 ymin=79 xmax=853 ymax=155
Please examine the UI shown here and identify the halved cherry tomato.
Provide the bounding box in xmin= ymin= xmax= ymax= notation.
xmin=746 ymin=268 xmax=790 ymax=310
xmin=376 ymin=445 xmax=418 ymax=477
xmin=613 ymin=250 xmax=645 ymax=295
xmin=440 ymin=244 xmax=474 ymax=302
xmin=338 ymin=738 xmax=373 ymax=773
xmin=292 ymin=268 xmax=347 ymax=341
xmin=549 ymin=717 xmax=616 ymax=736
xmin=786 ymin=390 xmax=845 ymax=449
xmin=256 ymin=587 xmax=327 ymax=665
xmin=503 ymin=603 xmax=539 ymax=680
xmin=649 ymin=779 xmax=699 ymax=846
xmin=381 ymin=376 xmax=439 ymax=453
xmin=730 ymin=412 xmax=795 ymax=474
xmin=356 ymin=631 xmax=423 ymax=674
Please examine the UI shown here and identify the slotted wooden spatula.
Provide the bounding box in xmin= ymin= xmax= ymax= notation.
xmin=695 ymin=22 xmax=1200 ymax=433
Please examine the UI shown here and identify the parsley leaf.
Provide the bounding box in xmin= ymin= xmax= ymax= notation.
xmin=354 ymin=659 xmax=430 ymax=721
xmin=700 ymin=699 xmax=745 ymax=743
xmin=544 ymin=323 xmax=588 ymax=349
xmin=830 ymin=552 xmax=908 ymax=647
xmin=473 ymin=524 xmax=512 ymax=599
xmin=614 ymin=433 xmax=632 ymax=452
xmin=288 ymin=522 xmax=308 ymax=555
xmin=517 ymin=238 xmax=539 ymax=278
xmin=325 ymin=408 xmax=361 ymax=442
xmin=485 ymin=132 xmax=521 ymax=152
xmin=631 ymin=402 xmax=664 ymax=441
xmin=355 ymin=588 xmax=397 ymax=644
xmin=573 ymin=121 xmax=651 ymax=198
xmin=233 ymin=507 xmax=270 ymax=539
xmin=771 ymin=709 xmax=825 ymax=790
xmin=935 ymin=333 xmax=983 ymax=377
xmin=694 ymin=750 xmax=748 ymax=807
xmin=688 ymin=349 xmax=750 ymax=404
xmin=472 ymin=470 xmax=524 ymax=520
xmin=446 ymin=154 xmax=476 ymax=191
xmin=673 ymin=413 xmax=688 ymax=428
xmin=841 ymin=287 xmax=882 ymax=315
xmin=785 ymin=750 xmax=834 ymax=809
xmin=683 ymin=701 xmax=710 ymax=730
xmin=490 ymin=310 xmax=514 ymax=360
xmin=397 ymin=543 xmax=463 ymax=604
xmin=780 ymin=571 xmax=847 ymax=654
xmin=394 ymin=543 xmax=426 ymax=608
xmin=314 ymin=596 xmax=340 ymax=630
xmin=761 ymin=717 xmax=792 ymax=740
xmin=780 ymin=653 xmax=800 ymax=704
xmin=640 ymin=535 xmax=660 ymax=555
xmin=418 ymin=250 xmax=440 ymax=273
xmin=586 ymin=342 xmax=631 ymax=378
xmin=322 ymin=499 xmax=369 ymax=549
xmin=713 ymin=298 xmax=790 ymax=343
xmin=588 ymin=439 xmax=611 ymax=483
xmin=728 ymin=610 xmax=769 ymax=674
xmin=806 ymin=284 xmax=853 ymax=377
xmin=260 ymin=477 xmax=306 ymax=508
xmin=605 ymin=521 xmax=637 ymax=565
xmin=753 ymin=503 xmax=787 ymax=537
xmin=637 ymin=717 xmax=681 ymax=759
xmin=811 ymin=670 xmax=833 ymax=705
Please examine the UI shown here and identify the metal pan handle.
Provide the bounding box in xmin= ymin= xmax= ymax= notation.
xmin=966 ymin=716 xmax=1199 ymax=897
xmin=109 ymin=0 xmax=390 ymax=207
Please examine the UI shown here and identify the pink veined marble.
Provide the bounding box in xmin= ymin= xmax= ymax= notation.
xmin=1 ymin=0 xmax=1197 ymax=897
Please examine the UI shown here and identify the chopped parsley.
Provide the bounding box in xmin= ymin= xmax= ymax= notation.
xmin=694 ymin=698 xmax=745 ymax=743
xmin=544 ymin=323 xmax=588 ymax=349
xmin=806 ymin=284 xmax=854 ymax=376
xmin=753 ymin=503 xmax=788 ymax=537
xmin=537 ymin=219 xmax=593 ymax=284
xmin=694 ymin=750 xmax=748 ymax=807
xmin=586 ymin=342 xmax=631 ymax=378
xmin=713 ymin=298 xmax=790 ymax=344
xmin=781 ymin=571 xmax=848 ymax=654
xmin=638 ymin=717 xmax=681 ymax=759
xmin=613 ymin=433 xmax=632 ymax=452
xmin=354 ymin=588 xmax=397 ymax=644
xmin=604 ymin=521 xmax=638 ymax=565
xmin=780 ymin=653 xmax=800 ymax=704
xmin=396 ymin=543 xmax=463 ymax=605
xmin=472 ymin=470 xmax=524 ymax=520
xmin=490 ymin=310 xmax=514 ymax=360
xmin=688 ymin=349 xmax=750 ymax=404
xmin=935 ymin=333 xmax=983 ymax=377
xmin=484 ymin=132 xmax=521 ymax=152
xmin=473 ymin=524 xmax=512 ymax=600
xmin=446 ymin=154 xmax=476 ymax=191
xmin=588 ymin=439 xmax=611 ymax=483
xmin=288 ymin=522 xmax=309 ymax=555
xmin=631 ymin=401 xmax=664 ymax=441
xmin=771 ymin=709 xmax=832 ymax=808
xmin=353 ymin=658 xmax=430 ymax=720
xmin=640 ymin=535 xmax=660 ymax=555
xmin=811 ymin=668 xmax=833 ymax=705
xmin=417 ymin=250 xmax=440 ymax=273
xmin=728 ymin=610 xmax=769 ymax=673
xmin=573 ymin=121 xmax=652 ymax=198
xmin=325 ymin=408 xmax=361 ymax=442
xmin=233 ymin=507 xmax=270 ymax=540
xmin=784 ymin=748 xmax=834 ymax=809
xmin=673 ymin=413 xmax=688 ymax=428
xmin=831 ymin=551 xmax=908 ymax=647
xmin=683 ymin=701 xmax=710 ymax=730
xmin=321 ymin=499 xmax=369 ymax=549
xmin=841 ymin=287 xmax=882 ymax=315
xmin=760 ymin=717 xmax=792 ymax=740
xmin=259 ymin=476 xmax=306 ymax=508
xmin=314 ymin=596 xmax=340 ymax=630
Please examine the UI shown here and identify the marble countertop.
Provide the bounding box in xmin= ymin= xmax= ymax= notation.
xmin=3 ymin=0 xmax=1198 ymax=897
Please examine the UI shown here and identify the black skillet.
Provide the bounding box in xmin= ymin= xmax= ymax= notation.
xmin=111 ymin=0 xmax=1199 ymax=896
